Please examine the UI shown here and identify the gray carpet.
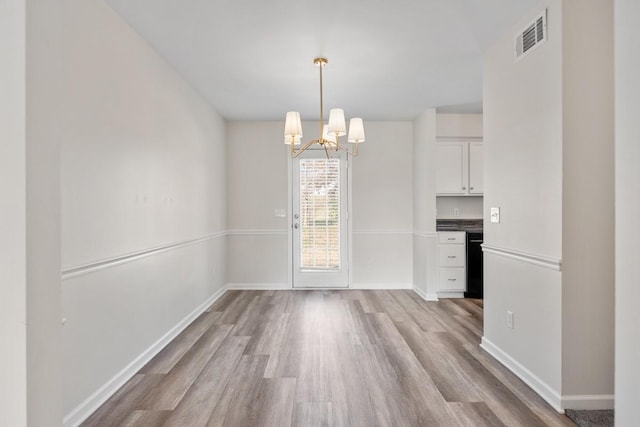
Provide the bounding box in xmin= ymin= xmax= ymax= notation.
xmin=565 ymin=410 xmax=614 ymax=427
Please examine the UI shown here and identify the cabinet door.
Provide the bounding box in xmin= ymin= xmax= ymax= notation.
xmin=469 ymin=143 xmax=483 ymax=194
xmin=438 ymin=267 xmax=466 ymax=291
xmin=438 ymin=232 xmax=465 ymax=244
xmin=436 ymin=142 xmax=468 ymax=195
xmin=438 ymin=245 xmax=466 ymax=267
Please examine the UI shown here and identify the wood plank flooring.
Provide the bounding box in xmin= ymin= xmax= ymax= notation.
xmin=82 ymin=290 xmax=575 ymax=426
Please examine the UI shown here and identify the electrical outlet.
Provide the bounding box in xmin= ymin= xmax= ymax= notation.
xmin=453 ymin=208 xmax=460 ymax=217
xmin=507 ymin=311 xmax=514 ymax=329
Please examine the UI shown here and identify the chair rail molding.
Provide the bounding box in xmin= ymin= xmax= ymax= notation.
xmin=482 ymin=244 xmax=562 ymax=271
xmin=61 ymin=232 xmax=227 ymax=280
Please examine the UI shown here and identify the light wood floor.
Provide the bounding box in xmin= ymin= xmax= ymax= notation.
xmin=83 ymin=290 xmax=574 ymax=426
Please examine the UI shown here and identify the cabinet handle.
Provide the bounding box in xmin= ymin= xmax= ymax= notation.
xmin=470 ymin=187 xmax=474 ymax=190
xmin=462 ymin=187 xmax=466 ymax=190
xmin=447 ymin=238 xmax=456 ymax=241
xmin=447 ymin=256 xmax=456 ymax=259
xmin=448 ymin=278 xmax=457 ymax=281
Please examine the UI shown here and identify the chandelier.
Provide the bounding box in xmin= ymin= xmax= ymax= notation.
xmin=284 ymin=57 xmax=365 ymax=158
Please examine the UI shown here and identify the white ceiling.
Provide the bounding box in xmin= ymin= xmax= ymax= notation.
xmin=105 ymin=0 xmax=542 ymax=121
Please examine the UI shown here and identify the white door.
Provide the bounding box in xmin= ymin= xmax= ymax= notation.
xmin=292 ymin=150 xmax=349 ymax=288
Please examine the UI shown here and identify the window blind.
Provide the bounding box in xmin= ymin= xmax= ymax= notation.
xmin=298 ymin=158 xmax=341 ymax=270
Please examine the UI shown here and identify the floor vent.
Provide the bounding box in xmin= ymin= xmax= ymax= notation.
xmin=515 ymin=10 xmax=547 ymax=61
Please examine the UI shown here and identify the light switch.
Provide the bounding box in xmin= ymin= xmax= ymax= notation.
xmin=274 ymin=209 xmax=286 ymax=218
xmin=490 ymin=207 xmax=500 ymax=223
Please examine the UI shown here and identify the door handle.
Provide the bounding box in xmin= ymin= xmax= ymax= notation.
xmin=294 ymin=223 xmax=299 ymax=229
xmin=294 ymin=214 xmax=299 ymax=220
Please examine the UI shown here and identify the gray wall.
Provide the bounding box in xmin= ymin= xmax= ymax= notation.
xmin=615 ymin=0 xmax=640 ymax=424
xmin=27 ymin=0 xmax=64 ymax=423
xmin=560 ymin=0 xmax=614 ymax=399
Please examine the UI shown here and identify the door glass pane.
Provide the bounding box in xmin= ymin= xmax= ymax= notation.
xmin=299 ymin=158 xmax=341 ymax=270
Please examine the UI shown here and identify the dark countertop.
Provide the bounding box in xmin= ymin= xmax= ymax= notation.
xmin=436 ymin=219 xmax=484 ymax=232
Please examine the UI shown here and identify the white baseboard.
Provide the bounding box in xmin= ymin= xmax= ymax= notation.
xmin=226 ymin=282 xmax=290 ymax=290
xmin=437 ymin=291 xmax=465 ymax=299
xmin=350 ymin=283 xmax=412 ymax=290
xmin=561 ymin=394 xmax=614 ymax=410
xmin=226 ymin=283 xmax=412 ymax=291
xmin=413 ymin=287 xmax=439 ymax=301
xmin=480 ymin=337 xmax=564 ymax=413
xmin=480 ymin=337 xmax=614 ymax=412
xmin=62 ymin=286 xmax=228 ymax=427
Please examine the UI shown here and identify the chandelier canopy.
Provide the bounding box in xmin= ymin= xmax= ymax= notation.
xmin=284 ymin=58 xmax=365 ymax=158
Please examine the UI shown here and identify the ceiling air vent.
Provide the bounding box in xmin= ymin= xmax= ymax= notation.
xmin=515 ymin=10 xmax=547 ymax=61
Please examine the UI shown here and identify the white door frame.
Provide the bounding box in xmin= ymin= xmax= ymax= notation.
xmin=287 ymin=149 xmax=352 ymax=288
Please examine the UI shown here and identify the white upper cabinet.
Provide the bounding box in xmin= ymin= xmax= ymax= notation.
xmin=436 ymin=142 xmax=468 ymax=195
xmin=436 ymin=141 xmax=483 ymax=196
xmin=468 ymin=142 xmax=483 ymax=194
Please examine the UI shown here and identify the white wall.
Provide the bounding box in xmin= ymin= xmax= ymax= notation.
xmin=0 ymin=0 xmax=27 ymax=425
xmin=483 ymin=0 xmax=563 ymax=400
xmin=615 ymin=0 xmax=640 ymax=424
xmin=351 ymin=122 xmax=413 ymax=287
xmin=412 ymin=110 xmax=437 ymax=233
xmin=58 ymin=0 xmax=227 ymax=422
xmin=483 ymin=2 xmax=563 ymax=398
xmin=412 ymin=109 xmax=439 ymax=299
xmin=226 ymin=121 xmax=414 ymax=288
xmin=483 ymin=0 xmax=614 ymax=410
xmin=436 ymin=113 xmax=483 ymax=138
xmin=484 ymin=2 xmax=564 ymax=258
xmin=436 ymin=196 xmax=483 ymax=219
xmin=226 ymin=121 xmax=289 ymax=286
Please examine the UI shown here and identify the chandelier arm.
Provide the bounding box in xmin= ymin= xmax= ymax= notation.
xmin=336 ymin=143 xmax=360 ymax=157
xmin=291 ymin=138 xmax=322 ymax=159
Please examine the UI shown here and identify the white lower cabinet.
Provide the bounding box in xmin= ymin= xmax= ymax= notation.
xmin=437 ymin=232 xmax=466 ymax=297
xmin=438 ymin=267 xmax=465 ymax=290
